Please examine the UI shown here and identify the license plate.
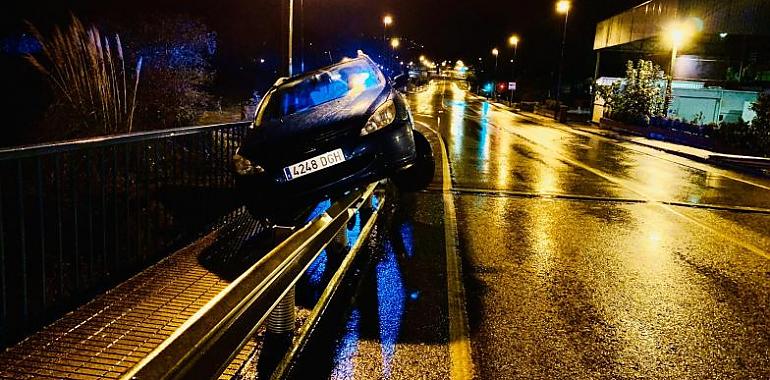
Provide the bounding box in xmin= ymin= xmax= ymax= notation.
xmin=284 ymin=149 xmax=346 ymax=181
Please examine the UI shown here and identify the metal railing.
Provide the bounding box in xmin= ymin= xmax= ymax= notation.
xmin=123 ymin=183 xmax=381 ymax=380
xmin=0 ymin=121 xmax=250 ymax=346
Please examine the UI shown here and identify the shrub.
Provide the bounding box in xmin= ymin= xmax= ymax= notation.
xmin=26 ymin=15 xmax=142 ymax=140
xmin=596 ymin=60 xmax=665 ymax=125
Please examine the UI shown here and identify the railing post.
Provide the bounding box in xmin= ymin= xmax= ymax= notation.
xmin=332 ymin=223 xmax=349 ymax=252
xmin=267 ymin=286 xmax=296 ymax=334
xmin=267 ymin=225 xmax=296 ymax=335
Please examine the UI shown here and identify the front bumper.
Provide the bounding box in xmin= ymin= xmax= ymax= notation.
xmin=236 ymin=121 xmax=416 ymax=211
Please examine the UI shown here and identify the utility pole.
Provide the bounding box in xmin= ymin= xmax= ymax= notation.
xmin=556 ymin=0 xmax=571 ymax=104
xmin=287 ymin=0 xmax=294 ymax=77
xmin=300 ymin=0 xmax=305 ymax=73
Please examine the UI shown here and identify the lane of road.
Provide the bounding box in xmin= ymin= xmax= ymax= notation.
xmin=317 ymin=80 xmax=770 ymax=379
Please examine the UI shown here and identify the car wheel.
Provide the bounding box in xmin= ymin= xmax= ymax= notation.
xmin=392 ymin=130 xmax=435 ymax=192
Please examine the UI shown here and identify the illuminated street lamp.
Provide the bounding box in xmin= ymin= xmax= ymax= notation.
xmin=555 ymin=0 xmax=571 ymax=103
xmin=382 ymin=15 xmax=393 ymax=45
xmin=492 ymin=48 xmax=500 ymax=100
xmin=390 ymin=38 xmax=400 ymax=49
xmin=664 ymin=21 xmax=694 ymax=114
xmin=492 ymin=47 xmax=499 ymax=74
xmin=508 ymin=35 xmax=520 ymax=105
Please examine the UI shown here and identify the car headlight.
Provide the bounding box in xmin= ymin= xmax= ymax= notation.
xmin=361 ymin=99 xmax=397 ymax=136
xmin=233 ymin=153 xmax=264 ymax=176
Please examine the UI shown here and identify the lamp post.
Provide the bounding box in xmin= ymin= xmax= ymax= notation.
xmin=664 ymin=25 xmax=687 ymax=115
xmin=492 ymin=48 xmax=499 ymax=100
xmin=383 ymin=15 xmax=393 ymax=71
xmin=555 ymin=0 xmax=571 ymax=104
xmin=508 ymin=35 xmax=520 ymax=105
xmin=287 ymin=0 xmax=294 ymax=76
xmin=383 ymin=15 xmax=393 ymax=41
xmin=391 ymin=38 xmax=400 ymax=74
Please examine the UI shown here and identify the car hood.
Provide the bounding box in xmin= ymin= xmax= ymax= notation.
xmin=240 ymin=84 xmax=389 ymax=158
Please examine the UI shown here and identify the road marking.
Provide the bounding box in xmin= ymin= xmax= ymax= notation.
xmin=423 ymin=186 xmax=770 ymax=215
xmin=461 ymin=109 xmax=770 ymax=261
xmin=415 ymin=119 xmax=474 ymax=380
xmin=491 ymin=103 xmax=770 ymax=192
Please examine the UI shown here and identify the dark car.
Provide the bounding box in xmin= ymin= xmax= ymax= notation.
xmin=233 ymin=52 xmax=432 ymax=219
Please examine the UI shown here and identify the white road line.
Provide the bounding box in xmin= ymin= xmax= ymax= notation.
xmin=415 ymin=119 xmax=474 ymax=380
xmin=490 ymin=102 xmax=770 ymax=192
xmin=462 ymin=109 xmax=770 ymax=261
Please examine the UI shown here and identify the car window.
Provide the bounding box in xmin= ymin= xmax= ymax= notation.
xmin=256 ymin=59 xmax=383 ymax=124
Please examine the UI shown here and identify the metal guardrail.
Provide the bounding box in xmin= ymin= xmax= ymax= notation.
xmin=0 ymin=121 xmax=251 ymax=346
xmin=123 ymin=183 xmax=380 ymax=380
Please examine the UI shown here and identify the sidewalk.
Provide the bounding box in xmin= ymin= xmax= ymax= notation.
xmin=484 ymin=100 xmax=770 ymax=176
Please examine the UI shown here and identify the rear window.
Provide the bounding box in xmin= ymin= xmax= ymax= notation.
xmin=256 ymin=59 xmax=383 ymax=123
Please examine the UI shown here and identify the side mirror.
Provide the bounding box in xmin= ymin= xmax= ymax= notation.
xmin=393 ymin=74 xmax=408 ymax=89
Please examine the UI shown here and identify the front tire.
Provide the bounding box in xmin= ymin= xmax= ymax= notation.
xmin=392 ymin=130 xmax=435 ymax=192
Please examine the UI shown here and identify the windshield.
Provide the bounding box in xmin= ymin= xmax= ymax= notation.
xmin=256 ymin=58 xmax=384 ymax=124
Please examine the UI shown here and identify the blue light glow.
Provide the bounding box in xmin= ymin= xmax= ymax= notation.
xmin=346 ymin=212 xmax=362 ymax=248
xmin=306 ymin=199 xmax=332 ymax=223
xmin=331 ymin=308 xmax=361 ymax=378
xmin=305 ymin=249 xmax=328 ymax=287
xmin=479 ymin=102 xmax=491 ymax=160
xmin=400 ymin=222 xmax=414 ymax=258
xmin=371 ymin=195 xmax=381 ymax=210
xmin=376 ymin=239 xmax=405 ymax=378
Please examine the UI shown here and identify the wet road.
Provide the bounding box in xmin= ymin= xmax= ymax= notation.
xmin=311 ymin=80 xmax=770 ymax=379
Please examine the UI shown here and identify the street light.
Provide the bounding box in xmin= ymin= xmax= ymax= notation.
xmin=390 ymin=38 xmax=400 ymax=49
xmin=663 ymin=21 xmax=694 ymax=114
xmin=383 ymin=15 xmax=393 ymax=45
xmin=508 ymin=35 xmax=520 ymax=105
xmin=492 ymin=48 xmax=500 ymax=100
xmin=555 ymin=0 xmax=571 ymax=103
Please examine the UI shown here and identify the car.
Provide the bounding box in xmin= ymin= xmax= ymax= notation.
xmin=233 ymin=52 xmax=433 ymax=220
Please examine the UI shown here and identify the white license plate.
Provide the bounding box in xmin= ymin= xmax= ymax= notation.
xmin=284 ymin=149 xmax=346 ymax=181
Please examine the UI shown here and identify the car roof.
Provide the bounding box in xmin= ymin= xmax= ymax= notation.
xmin=272 ymin=52 xmax=380 ymax=89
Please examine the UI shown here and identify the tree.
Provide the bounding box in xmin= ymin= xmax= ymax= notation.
xmin=122 ymin=14 xmax=217 ymax=129
xmin=749 ymin=93 xmax=770 ymax=155
xmin=596 ymin=60 xmax=665 ymax=124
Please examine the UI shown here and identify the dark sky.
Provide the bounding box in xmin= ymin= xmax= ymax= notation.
xmin=3 ymin=0 xmax=643 ymax=90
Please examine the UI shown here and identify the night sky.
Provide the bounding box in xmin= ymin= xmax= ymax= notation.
xmin=2 ymin=0 xmax=643 ymax=96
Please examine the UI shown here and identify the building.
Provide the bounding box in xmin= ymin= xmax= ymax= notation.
xmin=592 ymin=0 xmax=770 ymax=124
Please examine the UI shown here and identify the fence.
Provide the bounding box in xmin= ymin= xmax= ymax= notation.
xmin=0 ymin=121 xmax=250 ymax=346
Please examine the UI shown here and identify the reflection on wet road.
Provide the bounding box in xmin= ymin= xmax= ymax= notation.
xmin=318 ymin=80 xmax=770 ymax=379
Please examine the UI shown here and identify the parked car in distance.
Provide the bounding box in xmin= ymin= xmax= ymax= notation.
xmin=233 ymin=52 xmax=433 ymax=221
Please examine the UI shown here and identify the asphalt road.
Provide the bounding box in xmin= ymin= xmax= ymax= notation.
xmin=311 ymin=80 xmax=770 ymax=380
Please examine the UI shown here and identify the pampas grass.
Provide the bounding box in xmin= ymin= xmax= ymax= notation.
xmin=26 ymin=15 xmax=142 ymax=135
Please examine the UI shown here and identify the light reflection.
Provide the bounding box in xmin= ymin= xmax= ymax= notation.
xmin=306 ymin=199 xmax=332 ymax=223
xmin=331 ymin=308 xmax=361 ymax=379
xmin=346 ymin=212 xmax=362 ymax=247
xmin=478 ymin=102 xmax=491 ymax=172
xmin=448 ymin=83 xmax=467 ymax=158
xmin=305 ymin=249 xmax=328 ymax=287
xmin=493 ymin=124 xmax=514 ymax=188
xmin=376 ymin=239 xmax=405 ymax=378
xmin=399 ymin=222 xmax=414 ymax=258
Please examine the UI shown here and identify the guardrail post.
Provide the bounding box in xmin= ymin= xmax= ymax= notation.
xmin=267 ymin=287 xmax=296 ymax=334
xmin=333 ymin=224 xmax=349 ymax=252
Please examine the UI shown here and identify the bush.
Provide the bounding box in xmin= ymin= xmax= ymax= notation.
xmin=596 ymin=60 xmax=665 ymax=124
xmin=713 ymin=94 xmax=770 ymax=156
xmin=26 ymin=16 xmax=141 ymax=141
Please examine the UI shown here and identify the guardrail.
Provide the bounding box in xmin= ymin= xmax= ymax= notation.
xmin=0 ymin=121 xmax=251 ymax=346
xmin=124 ymin=183 xmax=381 ymax=380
